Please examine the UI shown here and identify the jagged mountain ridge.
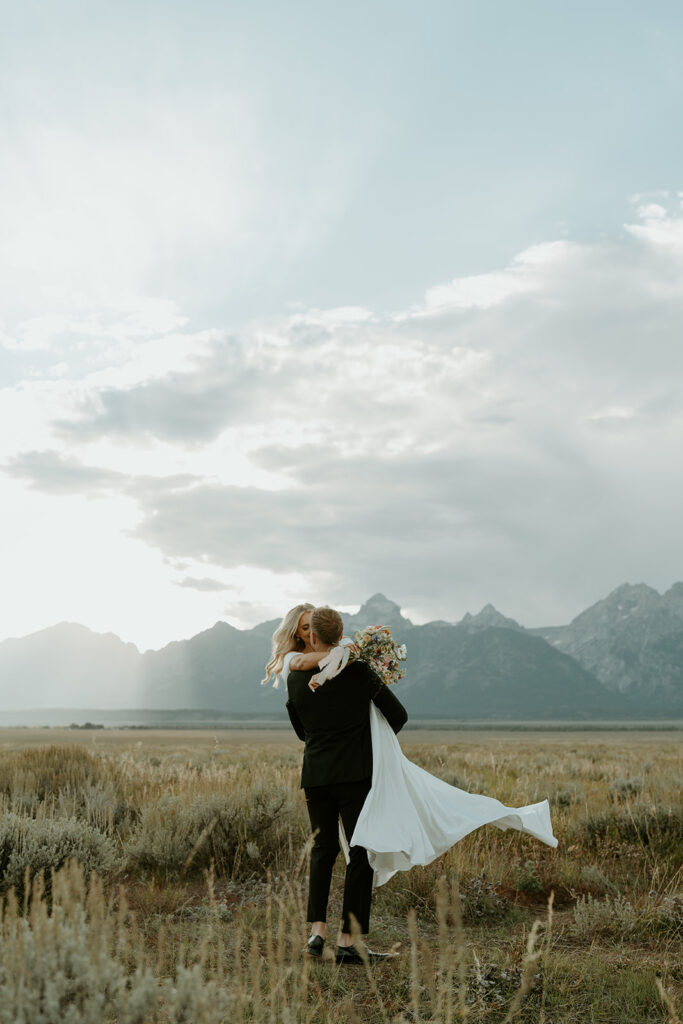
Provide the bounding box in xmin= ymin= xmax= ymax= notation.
xmin=458 ymin=604 xmax=523 ymax=633
xmin=342 ymin=593 xmax=414 ymax=635
xmin=531 ymin=582 xmax=683 ymax=703
xmin=390 ymin=622 xmax=617 ymax=719
xmin=0 ymin=586 xmax=681 ymax=717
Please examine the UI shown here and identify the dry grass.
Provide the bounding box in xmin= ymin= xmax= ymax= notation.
xmin=0 ymin=730 xmax=680 ymax=1022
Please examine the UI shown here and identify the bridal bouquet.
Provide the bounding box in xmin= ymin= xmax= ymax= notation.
xmin=354 ymin=625 xmax=407 ymax=686
xmin=310 ymin=625 xmax=407 ymax=689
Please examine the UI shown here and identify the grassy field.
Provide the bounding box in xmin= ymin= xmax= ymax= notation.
xmin=0 ymin=728 xmax=680 ymax=1022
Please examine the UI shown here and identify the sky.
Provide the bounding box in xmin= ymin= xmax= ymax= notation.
xmin=2 ymin=0 xmax=683 ymax=650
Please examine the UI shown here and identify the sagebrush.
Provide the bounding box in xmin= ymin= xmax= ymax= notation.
xmin=0 ymin=732 xmax=679 ymax=1022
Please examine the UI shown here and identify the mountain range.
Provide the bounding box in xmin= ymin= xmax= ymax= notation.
xmin=1 ymin=585 xmax=681 ymax=721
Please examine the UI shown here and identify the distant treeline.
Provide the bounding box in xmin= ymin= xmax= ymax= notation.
xmin=5 ymin=718 xmax=682 ymax=732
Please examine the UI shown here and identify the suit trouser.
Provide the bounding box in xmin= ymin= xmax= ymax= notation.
xmin=304 ymin=778 xmax=373 ymax=934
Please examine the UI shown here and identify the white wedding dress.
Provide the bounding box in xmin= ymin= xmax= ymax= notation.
xmin=344 ymin=704 xmax=558 ymax=888
xmin=290 ymin=644 xmax=558 ymax=889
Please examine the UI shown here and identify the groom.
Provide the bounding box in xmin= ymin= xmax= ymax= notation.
xmin=286 ymin=605 xmax=408 ymax=964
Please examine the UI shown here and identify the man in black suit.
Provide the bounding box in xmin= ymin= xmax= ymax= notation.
xmin=286 ymin=605 xmax=408 ymax=964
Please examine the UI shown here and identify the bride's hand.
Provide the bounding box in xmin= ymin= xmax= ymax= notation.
xmin=308 ymin=674 xmax=321 ymax=692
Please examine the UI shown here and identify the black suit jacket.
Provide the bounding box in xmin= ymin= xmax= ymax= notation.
xmin=286 ymin=660 xmax=408 ymax=788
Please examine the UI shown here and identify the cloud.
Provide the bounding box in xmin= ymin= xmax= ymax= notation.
xmin=636 ymin=203 xmax=667 ymax=220
xmin=121 ymin=438 xmax=616 ymax=629
xmin=585 ymin=405 xmax=637 ymax=425
xmin=420 ymin=245 xmax=564 ymax=314
xmin=1 ymin=297 xmax=188 ymax=354
xmin=55 ymin=332 xmax=296 ymax=444
xmin=4 ymin=449 xmax=198 ymax=500
xmin=45 ymin=205 xmax=683 ymax=467
xmin=54 ymin=316 xmax=489 ymax=452
xmin=4 ymin=450 xmax=126 ymax=495
xmin=287 ymin=306 xmax=375 ymax=328
xmin=4 ymin=200 xmax=683 ymax=634
xmin=625 ymin=208 xmax=683 ymax=254
xmin=174 ymin=576 xmax=231 ymax=592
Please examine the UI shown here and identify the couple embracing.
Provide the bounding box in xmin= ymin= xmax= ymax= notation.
xmin=263 ymin=602 xmax=558 ymax=966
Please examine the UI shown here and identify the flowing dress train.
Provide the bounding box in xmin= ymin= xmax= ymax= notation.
xmin=344 ymin=704 xmax=557 ymax=888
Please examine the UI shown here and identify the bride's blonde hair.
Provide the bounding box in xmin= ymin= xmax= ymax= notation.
xmin=261 ymin=603 xmax=315 ymax=687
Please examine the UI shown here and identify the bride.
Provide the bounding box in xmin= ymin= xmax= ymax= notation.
xmin=262 ymin=603 xmax=316 ymax=687
xmin=262 ymin=603 xmax=357 ymax=690
xmin=264 ymin=603 xmax=557 ymax=888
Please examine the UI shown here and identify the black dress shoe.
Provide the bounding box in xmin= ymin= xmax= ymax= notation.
xmin=336 ymin=944 xmax=392 ymax=965
xmin=306 ymin=935 xmax=325 ymax=958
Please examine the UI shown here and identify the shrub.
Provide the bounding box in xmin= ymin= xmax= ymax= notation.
xmin=638 ymin=891 xmax=683 ymax=937
xmin=578 ymin=863 xmax=614 ymax=895
xmin=574 ymin=805 xmax=683 ymax=856
xmin=0 ymin=862 xmax=234 ymax=1024
xmin=554 ymin=782 xmax=585 ymax=808
xmin=512 ymin=859 xmax=544 ymax=894
xmin=0 ymin=745 xmax=117 ymax=803
xmin=0 ymin=815 xmax=20 ymax=881
xmin=572 ymin=893 xmax=638 ymax=939
xmin=54 ymin=779 xmax=130 ymax=833
xmin=458 ymin=875 xmax=511 ymax=922
xmin=609 ymin=776 xmax=643 ymax=801
xmin=125 ymin=782 xmax=301 ymax=880
xmin=0 ymin=746 xmax=128 ymax=830
xmin=0 ymin=814 xmax=118 ymax=900
xmin=655 ymin=892 xmax=683 ymax=932
xmin=380 ymin=868 xmax=512 ymax=924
